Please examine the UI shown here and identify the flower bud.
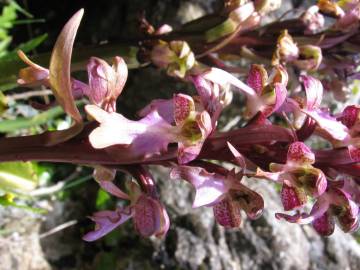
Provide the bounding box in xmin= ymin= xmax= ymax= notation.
xmin=17 ymin=50 xmax=50 ymax=87
xmin=293 ymin=45 xmax=322 ymax=71
xmin=301 ymin=5 xmax=325 ymax=34
xmin=151 ymin=41 xmax=195 ymax=78
xmin=272 ymin=30 xmax=299 ymax=65
xmin=87 ymin=56 xmax=128 ymax=112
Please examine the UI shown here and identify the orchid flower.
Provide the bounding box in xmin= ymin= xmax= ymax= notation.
xmin=272 ymin=30 xmax=299 ymax=65
xmin=86 ymin=56 xmax=128 ymax=112
xmin=191 ymin=65 xmax=287 ymax=120
xmin=334 ymin=105 xmax=360 ymax=162
xmin=18 ymin=52 xmax=128 ymax=113
xmin=334 ymin=0 xmax=360 ymax=31
xmin=151 ymin=40 xmax=195 ymax=78
xmin=170 ymin=166 xmax=264 ymax=227
xmin=83 ymin=179 xmax=169 ymax=241
xmin=244 ymin=64 xmax=288 ymax=118
xmin=191 ymin=72 xmax=233 ymax=127
xmin=170 ymin=143 xmax=264 ymax=227
xmin=285 ymin=75 xmax=349 ymax=142
xmin=86 ymin=93 xmax=212 ymax=164
xmin=276 ymin=180 xmax=359 ymax=236
xmin=256 ymin=142 xmax=327 ymax=211
xmin=272 ymin=30 xmax=323 ymax=71
xmin=300 ymin=5 xmax=325 ymax=34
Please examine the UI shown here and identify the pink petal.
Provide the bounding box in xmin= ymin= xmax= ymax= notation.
xmin=227 ymin=142 xmax=246 ymax=171
xmin=272 ymin=82 xmax=288 ymax=114
xmin=87 ymin=56 xmax=128 ymax=112
xmin=83 ymin=208 xmax=132 ymax=241
xmin=303 ymin=109 xmax=349 ymax=141
xmin=202 ymin=67 xmax=256 ymax=97
xmin=300 ymin=75 xmax=323 ymax=110
xmin=155 ymin=202 xmax=170 ymax=238
xmin=138 ymin=99 xmax=174 ymax=124
xmin=98 ymin=180 xmax=130 ymax=200
xmin=170 ymin=166 xmax=229 ymax=207
xmin=348 ymin=145 xmax=360 ymax=162
xmin=86 ymin=105 xmax=176 ymax=157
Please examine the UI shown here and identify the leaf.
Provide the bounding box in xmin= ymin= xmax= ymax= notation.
xmin=0 ymin=34 xmax=47 ymax=61
xmin=8 ymin=0 xmax=33 ymax=18
xmin=0 ymin=161 xmax=38 ymax=192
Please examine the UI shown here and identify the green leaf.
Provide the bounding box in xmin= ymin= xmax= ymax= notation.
xmin=0 ymin=161 xmax=38 ymax=192
xmin=0 ymin=3 xmax=17 ymax=29
xmin=0 ymin=34 xmax=47 ymax=61
xmin=8 ymin=0 xmax=33 ymax=18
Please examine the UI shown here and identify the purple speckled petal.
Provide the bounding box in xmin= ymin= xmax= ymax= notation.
xmin=281 ymin=184 xmax=307 ymax=211
xmin=287 ymin=142 xmax=315 ymax=165
xmin=312 ymin=212 xmax=335 ymax=236
xmin=213 ymin=196 xmax=241 ymax=228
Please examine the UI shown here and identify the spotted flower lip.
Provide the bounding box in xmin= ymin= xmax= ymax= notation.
xmin=257 ymin=141 xmax=327 ymax=211
xmin=170 ymin=165 xmax=264 ymax=227
xmin=83 ymin=180 xmax=169 ymax=241
xmin=86 ymin=93 xmax=212 ymax=164
xmin=275 ymin=181 xmax=359 ymax=236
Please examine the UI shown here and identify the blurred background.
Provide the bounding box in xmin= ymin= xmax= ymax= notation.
xmin=0 ymin=0 xmax=359 ymax=269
